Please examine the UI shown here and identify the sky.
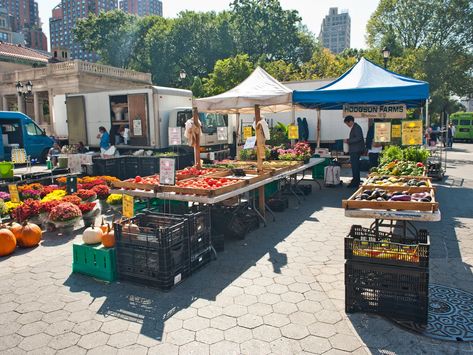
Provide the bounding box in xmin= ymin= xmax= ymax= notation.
xmin=37 ymin=0 xmax=380 ymax=51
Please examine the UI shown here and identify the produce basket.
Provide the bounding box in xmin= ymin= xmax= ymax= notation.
xmin=345 ymin=260 xmax=428 ymax=324
xmin=342 ymin=186 xmax=439 ymax=212
xmin=363 ymin=175 xmax=433 ymax=191
xmin=345 ymin=225 xmax=429 ymax=268
xmin=160 ymin=177 xmax=246 ymax=196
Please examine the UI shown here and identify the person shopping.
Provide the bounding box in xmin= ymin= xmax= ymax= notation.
xmin=344 ymin=115 xmax=365 ymax=188
xmin=97 ymin=126 xmax=110 ymax=153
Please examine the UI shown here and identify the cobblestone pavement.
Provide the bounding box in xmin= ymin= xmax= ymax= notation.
xmin=1 ymin=144 xmax=473 ymax=354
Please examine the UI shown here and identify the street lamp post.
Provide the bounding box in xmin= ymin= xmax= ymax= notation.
xmin=16 ymin=80 xmax=33 ymax=114
xmin=178 ymin=69 xmax=188 ymax=88
xmin=382 ymin=47 xmax=391 ymax=69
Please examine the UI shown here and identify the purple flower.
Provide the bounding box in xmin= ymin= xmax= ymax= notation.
xmin=0 ymin=191 xmax=10 ymax=200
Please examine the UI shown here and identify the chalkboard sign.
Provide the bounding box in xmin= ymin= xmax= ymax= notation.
xmin=66 ymin=177 xmax=78 ymax=194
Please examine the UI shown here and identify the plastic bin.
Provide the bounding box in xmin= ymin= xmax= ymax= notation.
xmin=191 ymin=246 xmax=213 ymax=273
xmin=124 ymin=156 xmax=140 ymax=180
xmin=0 ymin=161 xmax=14 ymax=178
xmin=72 ymin=243 xmax=117 ymax=282
xmin=139 ymin=156 xmax=160 ymax=176
xmin=312 ymin=157 xmax=331 ymax=179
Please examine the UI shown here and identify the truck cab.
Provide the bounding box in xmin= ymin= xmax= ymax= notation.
xmin=0 ymin=111 xmax=54 ymax=162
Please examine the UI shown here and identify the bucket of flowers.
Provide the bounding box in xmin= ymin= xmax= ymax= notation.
xmin=39 ymin=200 xmax=61 ymax=225
xmin=278 ymin=142 xmax=312 ymax=162
xmin=0 ymin=191 xmax=11 ymax=201
xmin=79 ymin=202 xmax=99 ymax=225
xmin=48 ymin=202 xmax=82 ymax=232
xmin=74 ymin=189 xmax=97 ymax=203
xmin=11 ymin=199 xmax=42 ymax=226
xmin=106 ymin=194 xmax=122 ymax=212
xmin=92 ymin=185 xmax=111 ymax=211
xmin=21 ymin=189 xmax=43 ymax=201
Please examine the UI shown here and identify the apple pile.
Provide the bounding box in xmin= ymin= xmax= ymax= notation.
xmin=176 ymin=167 xmax=221 ymax=180
xmin=176 ymin=177 xmax=239 ymax=190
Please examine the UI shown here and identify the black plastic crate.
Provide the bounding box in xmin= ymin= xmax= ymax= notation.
xmin=267 ymin=197 xmax=289 ymax=212
xmin=191 ymin=247 xmax=213 ymax=272
xmin=114 ymin=214 xmax=188 ymax=250
xmin=124 ymin=156 xmax=140 ymax=180
xmin=345 ymin=261 xmax=428 ymax=324
xmin=345 ymin=225 xmax=429 ymax=268
xmin=93 ymin=157 xmax=122 ymax=178
xmin=191 ymin=232 xmax=211 ymax=255
xmin=140 ymin=157 xmax=160 ymax=176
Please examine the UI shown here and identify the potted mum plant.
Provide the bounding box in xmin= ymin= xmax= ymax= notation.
xmin=48 ymin=202 xmax=82 ymax=231
xmin=92 ymin=185 xmax=111 ymax=211
xmin=106 ymin=194 xmax=122 ymax=212
xmin=79 ymin=202 xmax=99 ymax=225
xmin=75 ymin=189 xmax=97 ymax=203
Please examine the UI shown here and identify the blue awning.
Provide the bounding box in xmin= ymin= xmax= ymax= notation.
xmin=293 ymin=57 xmax=429 ymax=110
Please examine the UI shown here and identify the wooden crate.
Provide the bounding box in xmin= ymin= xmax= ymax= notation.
xmin=159 ymin=178 xmax=247 ymax=197
xmin=342 ymin=186 xmax=439 ymax=212
xmin=112 ymin=179 xmax=158 ymax=191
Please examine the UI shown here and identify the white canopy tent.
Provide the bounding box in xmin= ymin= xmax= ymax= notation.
xmin=193 ymin=66 xmax=293 ymax=114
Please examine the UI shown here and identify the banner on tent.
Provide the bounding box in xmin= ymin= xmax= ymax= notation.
xmin=343 ymin=104 xmax=407 ymax=119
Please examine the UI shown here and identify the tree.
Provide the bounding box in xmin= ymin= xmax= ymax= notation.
xmin=299 ymin=47 xmax=356 ymax=80
xmin=260 ymin=60 xmax=299 ymax=82
xmin=191 ymin=76 xmax=205 ymax=98
xmin=203 ymin=54 xmax=254 ymax=96
xmin=74 ymin=10 xmax=138 ymax=68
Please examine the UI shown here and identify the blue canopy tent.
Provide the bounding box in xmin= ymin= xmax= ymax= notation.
xmin=292 ymin=57 xmax=430 ymax=147
xmin=293 ymin=57 xmax=429 ymax=110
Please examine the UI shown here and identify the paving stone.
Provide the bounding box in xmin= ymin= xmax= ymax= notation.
xmin=210 ymin=315 xmax=237 ymax=330
xmin=247 ymin=302 xmax=273 ymax=317
xmin=269 ymin=337 xmax=303 ymax=355
xmin=300 ymin=335 xmax=332 ymax=353
xmin=72 ymin=320 xmax=103 ymax=335
xmin=86 ymin=345 xmax=118 ymax=355
xmin=183 ymin=317 xmax=210 ymax=332
xmin=48 ymin=332 xmax=81 ymax=350
xmin=198 ymin=305 xmax=223 ymax=319
xmin=222 ymin=304 xmax=247 ymax=318
xmin=329 ymin=333 xmax=363 ymax=352
xmin=17 ymin=312 xmax=44 ymax=325
xmin=18 ymin=333 xmax=52 ymax=351
xmin=244 ymin=285 xmax=267 ymax=296
xmin=16 ymin=302 xmax=42 ymax=314
xmin=281 ymin=323 xmax=309 ymax=340
xmin=165 ymin=329 xmax=195 ymax=346
xmin=68 ymin=310 xmax=95 ymax=323
xmin=26 ymin=346 xmax=56 ymax=355
xmin=237 ymin=314 xmax=263 ymax=329
xmin=0 ymin=311 xmax=20 ymax=325
xmin=164 ymin=318 xmax=184 ymax=332
xmin=101 ymin=319 xmax=130 ymax=335
xmin=272 ymin=301 xmax=298 ymax=315
xmin=39 ymin=301 xmax=66 ymax=313
xmin=107 ymin=330 xmax=138 ymax=348
xmin=148 ymin=343 xmax=179 ymax=355
xmin=234 ymin=294 xmax=258 ymax=306
xmin=174 ymin=307 xmax=198 ymax=320
xmin=263 ymin=313 xmax=290 ymax=328
xmin=116 ymin=344 xmax=148 ymax=355
xmin=17 ymin=321 xmax=49 ymax=337
xmin=307 ymin=322 xmax=337 ymax=338
xmin=209 ymin=340 xmax=240 ymax=355
xmin=0 ymin=333 xmax=23 ymax=351
xmin=257 ymin=293 xmax=281 ymax=305
xmin=45 ymin=320 xmax=75 ymax=336
xmin=297 ymin=300 xmax=323 ymax=313
xmin=253 ymin=277 xmax=274 ymax=287
xmin=315 ymin=309 xmax=342 ymax=324
xmin=41 ymin=310 xmax=70 ymax=324
xmin=266 ymin=284 xmax=289 ymax=295
xmin=224 ymin=326 xmax=252 ymax=343
xmin=281 ymin=291 xmax=305 ymax=303
xmin=55 ymin=345 xmax=87 ymax=355
xmin=195 ymin=328 xmax=224 ymax=345
xmin=240 ymin=339 xmax=271 ymax=355
xmin=288 ymin=282 xmax=311 ymax=293
xmin=77 ymin=331 xmax=110 ymax=350
xmin=289 ymin=311 xmax=316 ymax=326
xmin=135 ymin=333 xmax=162 ymax=347
xmin=252 ymin=324 xmax=281 ymax=342
xmin=178 ymin=341 xmax=209 ymax=355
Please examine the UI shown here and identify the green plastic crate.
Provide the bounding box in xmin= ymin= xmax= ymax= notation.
xmin=254 ymin=180 xmax=280 ymax=199
xmin=73 ymin=243 xmax=117 ymax=282
xmin=312 ymin=158 xmax=331 ymax=179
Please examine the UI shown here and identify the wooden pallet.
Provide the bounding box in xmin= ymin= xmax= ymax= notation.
xmin=342 ymin=186 xmax=439 ymax=212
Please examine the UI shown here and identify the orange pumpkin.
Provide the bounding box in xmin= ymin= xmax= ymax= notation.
xmin=0 ymin=228 xmax=16 ymax=257
xmin=100 ymin=217 xmax=109 ymax=234
xmin=8 ymin=222 xmax=22 ymax=243
xmin=17 ymin=222 xmax=42 ymax=248
xmin=102 ymin=225 xmax=115 ymax=248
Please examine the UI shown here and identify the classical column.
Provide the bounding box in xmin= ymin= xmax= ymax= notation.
xmin=33 ymin=92 xmax=41 ymax=123
xmin=1 ymin=96 xmax=6 ymax=111
xmin=17 ymin=94 xmax=24 ymax=113
xmin=48 ymin=89 xmax=56 ymax=135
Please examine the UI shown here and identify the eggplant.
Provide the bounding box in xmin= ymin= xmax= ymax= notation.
xmin=390 ymin=194 xmax=411 ymax=201
xmin=421 ymin=196 xmax=432 ymax=202
xmin=360 ymin=194 xmax=369 ymax=200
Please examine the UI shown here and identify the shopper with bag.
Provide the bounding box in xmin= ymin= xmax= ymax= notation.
xmin=344 ymin=115 xmax=365 ymax=188
xmin=97 ymin=127 xmax=110 ymax=152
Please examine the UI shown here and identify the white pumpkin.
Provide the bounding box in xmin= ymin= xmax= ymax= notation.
xmin=82 ymin=226 xmax=103 ymax=245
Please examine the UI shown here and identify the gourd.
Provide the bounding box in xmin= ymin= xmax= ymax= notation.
xmin=0 ymin=228 xmax=16 ymax=257
xmin=100 ymin=217 xmax=109 ymax=234
xmin=102 ymin=225 xmax=115 ymax=248
xmin=82 ymin=225 xmax=103 ymax=245
xmin=17 ymin=222 xmax=42 ymax=248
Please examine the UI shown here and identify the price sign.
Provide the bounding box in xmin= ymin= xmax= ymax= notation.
xmin=8 ymin=184 xmax=20 ymax=203
xmin=168 ymin=127 xmax=182 ymax=145
xmin=217 ymin=127 xmax=228 ymax=141
xmin=402 ymin=120 xmax=423 ymax=146
xmin=288 ymin=124 xmax=299 ymax=139
xmin=374 ymin=122 xmax=391 ymax=143
xmin=66 ymin=176 xmax=78 ymax=194
xmin=122 ymin=194 xmax=134 ymax=218
xmin=243 ymin=136 xmax=256 ymax=150
xmin=160 ymin=157 xmax=176 ymax=185
xmin=392 ymin=124 xmax=402 ymax=138
xmin=243 ymin=126 xmax=253 ymax=139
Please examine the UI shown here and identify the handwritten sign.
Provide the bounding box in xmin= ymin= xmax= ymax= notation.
xmin=243 ymin=136 xmax=256 ymax=150
xmin=374 ymin=122 xmax=391 ymax=143
xmin=402 ymin=120 xmax=423 ymax=146
xmin=122 ymin=194 xmax=134 ymax=218
xmin=392 ymin=124 xmax=401 ymax=138
xmin=217 ymin=127 xmax=228 ymax=141
xmin=343 ymin=104 xmax=407 ymax=119
xmin=133 ymin=119 xmax=142 ymax=136
xmin=168 ymin=127 xmax=182 ymax=145
xmin=8 ymin=184 xmax=20 ymax=203
xmin=288 ymin=124 xmax=299 ymax=139
xmin=243 ymin=126 xmax=253 ymax=139
xmin=160 ymin=158 xmax=176 ymax=185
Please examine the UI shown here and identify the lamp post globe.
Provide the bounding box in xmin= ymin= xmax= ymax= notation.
xmin=179 ymin=69 xmax=187 ymax=81
xmin=382 ymin=47 xmax=391 ymax=69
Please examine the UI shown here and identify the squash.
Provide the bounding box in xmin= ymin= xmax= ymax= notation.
xmin=102 ymin=225 xmax=115 ymax=248
xmin=100 ymin=217 xmax=109 ymax=234
xmin=0 ymin=228 xmax=16 ymax=257
xmin=82 ymin=225 xmax=103 ymax=245
xmin=17 ymin=222 xmax=42 ymax=248
xmin=8 ymin=222 xmax=23 ymax=243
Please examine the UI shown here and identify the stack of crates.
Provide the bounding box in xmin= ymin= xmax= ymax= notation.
xmin=186 ymin=210 xmax=212 ymax=272
xmin=344 ymin=225 xmax=430 ymax=324
xmin=114 ymin=214 xmax=190 ymax=290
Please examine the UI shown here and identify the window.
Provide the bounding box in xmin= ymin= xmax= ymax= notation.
xmin=451 ymin=120 xmax=459 ymax=125
xmin=25 ymin=122 xmax=43 ymax=136
xmin=176 ymin=110 xmax=192 ymax=128
xmin=460 ymin=120 xmax=471 ymax=126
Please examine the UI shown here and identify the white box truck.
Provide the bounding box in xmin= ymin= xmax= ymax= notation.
xmin=53 ymin=86 xmax=231 ymax=159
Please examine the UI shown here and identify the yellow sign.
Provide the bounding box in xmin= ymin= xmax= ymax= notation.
xmin=374 ymin=122 xmax=391 ymax=143
xmin=8 ymin=185 xmax=20 ymax=203
xmin=287 ymin=125 xmax=299 ymax=139
xmin=401 ymin=120 xmax=423 ymax=146
xmin=243 ymin=126 xmax=253 ymax=139
xmin=392 ymin=124 xmax=401 ymax=138
xmin=122 ymin=194 xmax=134 ymax=218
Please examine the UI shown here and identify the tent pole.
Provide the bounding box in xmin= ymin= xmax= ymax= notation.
xmin=316 ymin=108 xmax=321 ymax=148
xmin=236 ymin=112 xmax=241 ymax=160
xmin=193 ymin=107 xmax=201 ymax=169
xmin=255 ymin=105 xmax=265 ymax=218
xmin=425 ymin=98 xmax=430 ymax=128
xmin=291 ymin=105 xmax=296 ymax=146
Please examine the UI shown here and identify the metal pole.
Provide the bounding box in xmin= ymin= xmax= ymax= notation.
xmin=316 ymin=108 xmax=321 ymax=148
xmin=291 ymin=105 xmax=296 ymax=146
xmin=425 ymin=98 xmax=430 ymax=128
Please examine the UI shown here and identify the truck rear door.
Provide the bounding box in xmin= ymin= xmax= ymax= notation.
xmin=66 ymin=96 xmax=88 ymax=144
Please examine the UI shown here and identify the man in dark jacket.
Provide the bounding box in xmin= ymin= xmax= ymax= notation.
xmin=344 ymin=116 xmax=365 ymax=188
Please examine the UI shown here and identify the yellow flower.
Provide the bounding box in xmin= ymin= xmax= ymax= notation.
xmin=4 ymin=201 xmax=23 ymax=215
xmin=41 ymin=190 xmax=67 ymax=202
xmin=106 ymin=194 xmax=122 ymax=205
